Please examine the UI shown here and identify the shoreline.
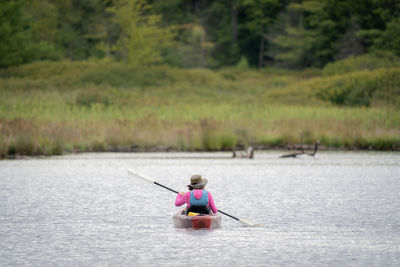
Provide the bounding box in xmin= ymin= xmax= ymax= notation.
xmin=2 ymin=144 xmax=399 ymax=160
xmin=2 ymin=61 xmax=399 ymax=159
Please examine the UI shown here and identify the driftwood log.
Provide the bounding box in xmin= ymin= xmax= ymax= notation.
xmin=280 ymin=141 xmax=319 ymax=158
xmin=232 ymin=146 xmax=254 ymax=159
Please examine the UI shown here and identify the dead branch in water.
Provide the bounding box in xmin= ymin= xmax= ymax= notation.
xmin=280 ymin=141 xmax=319 ymax=158
xmin=232 ymin=146 xmax=254 ymax=159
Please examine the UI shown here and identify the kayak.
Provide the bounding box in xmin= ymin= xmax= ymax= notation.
xmin=173 ymin=210 xmax=222 ymax=229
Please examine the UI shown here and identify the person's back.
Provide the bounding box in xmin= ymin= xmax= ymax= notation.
xmin=175 ymin=174 xmax=217 ymax=215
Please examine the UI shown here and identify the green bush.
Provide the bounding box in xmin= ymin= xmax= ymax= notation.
xmin=322 ymin=51 xmax=400 ymax=76
xmin=317 ymin=68 xmax=400 ymax=107
xmin=219 ymin=133 xmax=237 ymax=150
xmin=0 ymin=134 xmax=6 ymax=157
xmin=49 ymin=138 xmax=64 ymax=155
xmin=236 ymin=56 xmax=249 ymax=69
xmin=258 ymin=136 xmax=286 ymax=147
xmin=368 ymin=138 xmax=400 ymax=150
xmin=91 ymin=140 xmax=106 ymax=152
xmin=8 ymin=133 xmax=36 ymax=155
xmin=81 ymin=64 xmax=175 ymax=88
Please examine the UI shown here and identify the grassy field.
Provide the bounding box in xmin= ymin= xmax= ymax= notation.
xmin=1 ymin=53 xmax=399 ymax=157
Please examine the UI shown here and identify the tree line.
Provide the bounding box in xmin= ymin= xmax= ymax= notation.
xmin=1 ymin=0 xmax=399 ymax=69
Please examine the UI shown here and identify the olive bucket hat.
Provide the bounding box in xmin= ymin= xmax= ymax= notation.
xmin=188 ymin=174 xmax=208 ymax=189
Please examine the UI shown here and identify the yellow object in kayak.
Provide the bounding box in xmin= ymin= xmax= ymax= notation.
xmin=188 ymin=212 xmax=200 ymax=216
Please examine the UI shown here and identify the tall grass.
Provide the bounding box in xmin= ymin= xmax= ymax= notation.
xmin=0 ymin=57 xmax=399 ymax=157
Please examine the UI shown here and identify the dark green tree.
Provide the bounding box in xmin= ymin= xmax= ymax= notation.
xmin=268 ymin=0 xmax=339 ymax=68
xmin=107 ymin=0 xmax=176 ymax=65
xmin=0 ymin=0 xmax=33 ymax=68
xmin=53 ymin=0 xmax=107 ymax=60
xmin=353 ymin=0 xmax=400 ymax=55
xmin=25 ymin=0 xmax=61 ymax=60
xmin=378 ymin=17 xmax=400 ymax=56
xmin=240 ymin=0 xmax=282 ymax=67
xmin=204 ymin=0 xmax=241 ymax=66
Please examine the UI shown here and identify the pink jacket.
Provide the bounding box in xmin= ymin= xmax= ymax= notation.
xmin=175 ymin=189 xmax=218 ymax=214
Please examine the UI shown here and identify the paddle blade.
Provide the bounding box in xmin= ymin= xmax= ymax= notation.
xmin=127 ymin=170 xmax=155 ymax=184
xmin=239 ymin=218 xmax=261 ymax=227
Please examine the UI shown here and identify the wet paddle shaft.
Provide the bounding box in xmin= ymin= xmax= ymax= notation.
xmin=127 ymin=170 xmax=259 ymax=227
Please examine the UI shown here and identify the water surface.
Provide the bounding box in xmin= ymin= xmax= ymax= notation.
xmin=1 ymin=151 xmax=399 ymax=266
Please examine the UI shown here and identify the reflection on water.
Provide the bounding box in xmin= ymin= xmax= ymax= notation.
xmin=0 ymin=151 xmax=399 ymax=266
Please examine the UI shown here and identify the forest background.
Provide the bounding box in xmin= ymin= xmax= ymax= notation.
xmin=0 ymin=0 xmax=399 ymax=157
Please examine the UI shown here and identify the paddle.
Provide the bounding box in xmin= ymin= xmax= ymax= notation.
xmin=127 ymin=169 xmax=260 ymax=227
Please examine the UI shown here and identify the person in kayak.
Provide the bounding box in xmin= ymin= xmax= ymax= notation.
xmin=175 ymin=174 xmax=218 ymax=215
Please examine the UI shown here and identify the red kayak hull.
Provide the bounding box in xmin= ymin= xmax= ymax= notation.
xmin=173 ymin=210 xmax=222 ymax=229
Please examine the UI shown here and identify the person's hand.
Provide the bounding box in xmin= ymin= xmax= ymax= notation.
xmin=179 ymin=191 xmax=185 ymax=196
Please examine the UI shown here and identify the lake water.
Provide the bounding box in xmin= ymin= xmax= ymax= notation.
xmin=0 ymin=151 xmax=399 ymax=266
